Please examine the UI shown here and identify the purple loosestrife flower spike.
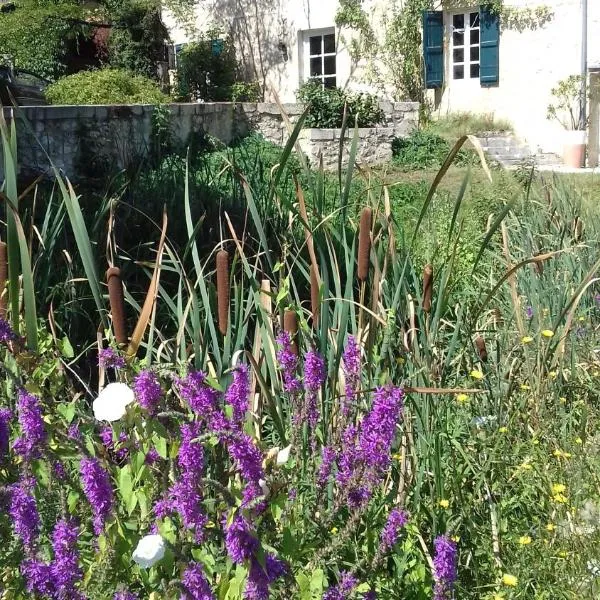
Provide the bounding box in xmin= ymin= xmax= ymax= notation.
xmin=180 ymin=562 xmax=215 ymax=600
xmin=98 ymin=347 xmax=126 ymax=369
xmin=224 ymin=514 xmax=258 ymax=564
xmin=225 ymin=364 xmax=250 ymax=427
xmin=21 ymin=559 xmax=54 ymax=596
xmin=0 ymin=407 xmax=11 ymax=458
xmin=0 ymin=317 xmax=16 ymax=344
xmin=51 ymin=518 xmax=82 ymax=597
xmin=525 ymin=305 xmax=534 ymax=319
xmin=13 ymin=390 xmax=46 ymax=460
xmin=225 ymin=431 xmax=265 ymax=508
xmin=177 ymin=371 xmax=220 ymax=415
xmin=145 ymin=447 xmax=161 ymax=464
xmin=342 ymin=335 xmax=361 ymax=415
xmin=323 ymin=571 xmax=358 ymax=600
xmin=114 ymin=593 xmax=138 ymax=600
xmin=304 ymin=350 xmax=325 ymax=432
xmin=10 ymin=479 xmax=40 ymax=551
xmin=433 ymin=535 xmax=458 ymax=600
xmin=67 ymin=424 xmax=82 ymax=442
xmin=276 ymin=332 xmax=301 ymax=395
xmin=80 ymin=457 xmax=114 ymax=535
xmin=245 ymin=555 xmax=287 ymax=600
xmin=134 ymin=370 xmax=162 ymax=413
xmin=317 ymin=447 xmax=336 ymax=487
xmin=381 ymin=508 xmax=409 ymax=551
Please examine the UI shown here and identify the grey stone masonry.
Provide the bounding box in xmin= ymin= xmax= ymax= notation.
xmin=1 ymin=100 xmax=419 ymax=179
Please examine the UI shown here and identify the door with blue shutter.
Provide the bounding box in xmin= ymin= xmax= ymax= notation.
xmin=423 ymin=11 xmax=444 ymax=89
xmin=480 ymin=5 xmax=500 ymax=86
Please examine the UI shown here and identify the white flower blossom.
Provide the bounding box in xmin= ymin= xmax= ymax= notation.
xmin=92 ymin=382 xmax=135 ymax=421
xmin=132 ymin=534 xmax=166 ymax=568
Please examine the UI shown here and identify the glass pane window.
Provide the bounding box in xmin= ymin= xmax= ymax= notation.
xmin=451 ymin=11 xmax=480 ymax=80
xmin=305 ymin=30 xmax=337 ymax=89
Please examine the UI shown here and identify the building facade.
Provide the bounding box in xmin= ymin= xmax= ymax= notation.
xmin=163 ymin=1 xmax=599 ymax=156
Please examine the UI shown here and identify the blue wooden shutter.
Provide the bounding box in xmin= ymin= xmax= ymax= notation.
xmin=480 ymin=5 xmax=500 ymax=86
xmin=423 ymin=11 xmax=444 ymax=89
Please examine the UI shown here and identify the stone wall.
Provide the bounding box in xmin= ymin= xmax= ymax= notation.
xmin=1 ymin=100 xmax=418 ymax=179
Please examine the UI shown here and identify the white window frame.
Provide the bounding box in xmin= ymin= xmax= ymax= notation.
xmin=301 ymin=28 xmax=337 ymax=88
xmin=450 ymin=10 xmax=481 ymax=81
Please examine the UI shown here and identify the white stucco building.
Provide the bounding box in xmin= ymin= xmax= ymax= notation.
xmin=163 ymin=1 xmax=599 ymax=157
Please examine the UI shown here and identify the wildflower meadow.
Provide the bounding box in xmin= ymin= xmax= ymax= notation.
xmin=1 ymin=112 xmax=600 ymax=600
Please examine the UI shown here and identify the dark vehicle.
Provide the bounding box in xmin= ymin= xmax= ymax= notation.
xmin=0 ymin=65 xmax=49 ymax=106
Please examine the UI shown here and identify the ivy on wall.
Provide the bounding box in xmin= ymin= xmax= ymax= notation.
xmin=335 ymin=0 xmax=554 ymax=103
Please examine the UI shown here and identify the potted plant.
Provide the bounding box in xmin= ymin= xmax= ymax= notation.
xmin=546 ymin=74 xmax=588 ymax=168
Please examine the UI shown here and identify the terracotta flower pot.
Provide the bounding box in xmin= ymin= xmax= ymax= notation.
xmin=563 ymin=130 xmax=587 ymax=168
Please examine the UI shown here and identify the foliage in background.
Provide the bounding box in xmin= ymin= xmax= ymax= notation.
xmin=546 ymin=74 xmax=587 ymax=131
xmin=426 ymin=111 xmax=513 ymax=139
xmin=45 ymin=68 xmax=169 ymax=105
xmin=230 ymin=81 xmax=261 ymax=103
xmin=297 ymin=81 xmax=384 ymax=128
xmin=175 ymin=34 xmax=238 ymax=102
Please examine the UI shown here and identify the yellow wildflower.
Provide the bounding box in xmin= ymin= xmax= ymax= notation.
xmin=499 ymin=426 xmax=508 ymax=433
xmin=558 ymin=550 xmax=568 ymax=558
xmin=546 ymin=523 xmax=556 ymax=532
xmin=392 ymin=453 xmax=403 ymax=461
xmin=552 ymin=483 xmax=566 ymax=494
xmin=451 ymin=535 xmax=460 ymax=543
xmin=470 ymin=370 xmax=484 ymax=380
xmin=548 ymin=371 xmax=558 ymax=379
xmin=559 ymin=397 xmax=567 ymax=404
xmin=330 ymin=527 xmax=338 ymax=534
xmin=578 ymin=316 xmax=585 ymax=322
xmin=492 ymin=595 xmax=505 ymax=600
xmin=518 ymin=535 xmax=532 ymax=545
xmin=541 ymin=329 xmax=554 ymax=338
xmin=532 ymin=438 xmax=540 ymax=445
xmin=438 ymin=499 xmax=450 ymax=509
xmin=502 ymin=574 xmax=518 ymax=587
xmin=456 ymin=393 xmax=469 ymax=404
xmin=520 ymin=384 xmax=530 ymax=391
xmin=521 ymin=336 xmax=534 ymax=344
xmin=575 ymin=437 xmax=583 ymax=445
xmin=552 ymin=449 xmax=571 ymax=459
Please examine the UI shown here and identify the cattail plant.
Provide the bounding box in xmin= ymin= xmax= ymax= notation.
xmin=283 ymin=309 xmax=298 ymax=355
xmin=0 ymin=241 xmax=6 ymax=319
xmin=357 ymin=207 xmax=372 ymax=282
xmin=422 ymin=264 xmax=433 ymax=313
xmin=106 ymin=267 xmax=127 ymax=346
xmin=216 ymin=249 xmax=230 ymax=336
xmin=310 ymin=264 xmax=320 ymax=326
xmin=475 ymin=336 xmax=488 ymax=362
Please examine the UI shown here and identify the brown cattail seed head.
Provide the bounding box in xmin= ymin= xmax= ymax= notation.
xmin=357 ymin=207 xmax=372 ymax=282
xmin=216 ymin=250 xmax=230 ymax=336
xmin=283 ymin=309 xmax=298 ymax=355
xmin=0 ymin=242 xmax=7 ymax=319
xmin=422 ymin=264 xmax=433 ymax=313
xmin=310 ymin=264 xmax=320 ymax=326
xmin=106 ymin=267 xmax=127 ymax=345
xmin=475 ymin=335 xmax=488 ymax=362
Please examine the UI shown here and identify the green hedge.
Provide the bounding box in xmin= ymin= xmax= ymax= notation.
xmin=45 ymin=68 xmax=170 ymax=105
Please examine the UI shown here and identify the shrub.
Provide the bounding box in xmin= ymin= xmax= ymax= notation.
xmin=230 ymin=81 xmax=261 ymax=102
xmin=45 ymin=68 xmax=169 ymax=105
xmin=297 ymin=81 xmax=385 ymax=128
xmin=175 ymin=36 xmax=238 ymax=101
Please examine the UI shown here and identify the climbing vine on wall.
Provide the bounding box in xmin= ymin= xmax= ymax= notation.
xmin=335 ymin=0 xmax=554 ymax=103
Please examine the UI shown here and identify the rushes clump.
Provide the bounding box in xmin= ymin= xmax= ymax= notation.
xmin=357 ymin=207 xmax=372 ymax=281
xmin=216 ymin=249 xmax=230 ymax=336
xmin=106 ymin=267 xmax=127 ymax=345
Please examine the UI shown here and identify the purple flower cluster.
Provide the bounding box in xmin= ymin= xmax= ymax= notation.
xmin=323 ymin=572 xmax=358 ymax=600
xmin=67 ymin=424 xmax=82 ymax=442
xmin=114 ymin=593 xmax=138 ymax=600
xmin=276 ymin=332 xmax=301 ymax=395
xmin=245 ymin=554 xmax=286 ymax=600
xmin=98 ymin=347 xmax=126 ymax=370
xmin=51 ymin=518 xmax=82 ymax=598
xmin=177 ymin=371 xmax=220 ymax=416
xmin=181 ymin=562 xmax=215 ymax=600
xmin=0 ymin=407 xmax=11 ymax=458
xmin=433 ymin=535 xmax=458 ymax=600
xmin=304 ymin=351 xmax=325 ymax=432
xmin=226 ymin=431 xmax=265 ymax=507
xmin=224 ymin=514 xmax=258 ymax=563
xmin=134 ymin=370 xmax=162 ymax=413
xmin=0 ymin=317 xmax=16 ymax=344
xmin=80 ymin=457 xmax=114 ymax=535
xmin=381 ymin=508 xmax=409 ymax=551
xmin=317 ymin=447 xmax=336 ymax=487
xmin=21 ymin=559 xmax=53 ymax=596
xmin=13 ymin=390 xmax=47 ymax=460
xmin=145 ymin=447 xmax=161 ymax=465
xmin=342 ymin=335 xmax=361 ymax=415
xmin=225 ymin=364 xmax=250 ymax=427
xmin=10 ymin=479 xmax=40 ymax=551
xmin=99 ymin=426 xmax=130 ymax=461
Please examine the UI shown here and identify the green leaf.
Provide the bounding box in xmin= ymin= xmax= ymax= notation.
xmin=57 ymin=336 xmax=74 ymax=358
xmin=118 ymin=465 xmax=134 ymax=513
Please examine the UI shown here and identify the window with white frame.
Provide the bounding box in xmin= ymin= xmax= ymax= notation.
xmin=451 ymin=12 xmax=480 ymax=80
xmin=303 ymin=29 xmax=336 ymax=88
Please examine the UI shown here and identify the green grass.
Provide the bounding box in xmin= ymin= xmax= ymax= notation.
xmin=426 ymin=111 xmax=514 ymax=140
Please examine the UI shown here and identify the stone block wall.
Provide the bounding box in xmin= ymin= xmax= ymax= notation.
xmin=1 ymin=100 xmax=419 ymax=180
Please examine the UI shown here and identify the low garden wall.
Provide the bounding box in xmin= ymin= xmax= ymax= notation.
xmin=1 ymin=100 xmax=418 ymax=179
